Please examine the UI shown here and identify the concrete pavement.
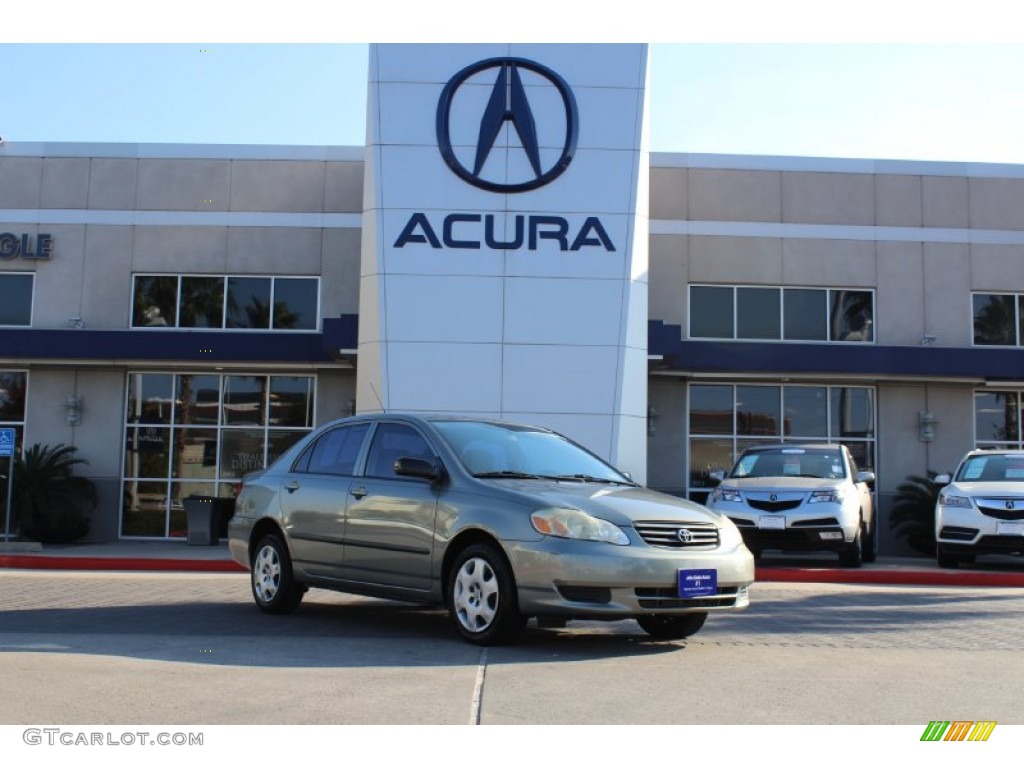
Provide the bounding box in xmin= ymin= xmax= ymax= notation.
xmin=2 ymin=538 xmax=1024 ymax=585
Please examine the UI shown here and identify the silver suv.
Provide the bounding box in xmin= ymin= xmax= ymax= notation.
xmin=935 ymin=449 xmax=1024 ymax=569
xmin=706 ymin=444 xmax=876 ymax=567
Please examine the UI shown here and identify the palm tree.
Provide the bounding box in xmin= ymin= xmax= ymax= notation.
xmin=888 ymin=470 xmax=946 ymax=556
xmin=14 ymin=444 xmax=97 ymax=543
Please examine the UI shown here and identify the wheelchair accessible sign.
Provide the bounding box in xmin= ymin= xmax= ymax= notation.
xmin=2 ymin=427 xmax=14 ymax=543
xmin=0 ymin=428 xmax=14 ymax=457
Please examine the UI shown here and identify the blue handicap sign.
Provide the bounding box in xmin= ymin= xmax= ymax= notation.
xmin=0 ymin=428 xmax=15 ymax=457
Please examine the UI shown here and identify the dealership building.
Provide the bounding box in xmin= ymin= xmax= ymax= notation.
xmin=3 ymin=43 xmax=1024 ymax=550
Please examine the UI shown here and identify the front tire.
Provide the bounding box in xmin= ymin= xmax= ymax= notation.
xmin=861 ymin=519 xmax=877 ymax=563
xmin=251 ymin=533 xmax=304 ymax=614
xmin=937 ymin=545 xmax=960 ymax=569
xmin=636 ymin=612 xmax=708 ymax=640
xmin=838 ymin=526 xmax=863 ymax=568
xmin=448 ymin=544 xmax=526 ymax=646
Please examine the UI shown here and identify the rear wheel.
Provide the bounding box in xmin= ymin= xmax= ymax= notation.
xmin=448 ymin=544 xmax=526 ymax=646
xmin=251 ymin=534 xmax=304 ymax=614
xmin=636 ymin=612 xmax=708 ymax=640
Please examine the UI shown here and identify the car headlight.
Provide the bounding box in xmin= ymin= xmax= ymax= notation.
xmin=809 ymin=489 xmax=844 ymax=503
xmin=938 ymin=492 xmax=972 ymax=509
xmin=717 ymin=518 xmax=744 ymax=550
xmin=530 ymin=507 xmax=629 ymax=546
xmin=709 ymin=486 xmax=742 ymax=504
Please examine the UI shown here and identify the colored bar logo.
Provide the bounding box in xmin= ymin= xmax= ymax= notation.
xmin=920 ymin=721 xmax=996 ymax=741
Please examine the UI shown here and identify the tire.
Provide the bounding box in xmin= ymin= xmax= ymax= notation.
xmin=636 ymin=612 xmax=708 ymax=640
xmin=251 ymin=533 xmax=305 ymax=614
xmin=448 ymin=544 xmax=526 ymax=646
xmin=838 ymin=526 xmax=863 ymax=568
xmin=937 ymin=546 xmax=960 ymax=569
xmin=861 ymin=518 xmax=877 ymax=564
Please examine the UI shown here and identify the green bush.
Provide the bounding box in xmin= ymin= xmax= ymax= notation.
xmin=888 ymin=470 xmax=947 ymax=556
xmin=14 ymin=444 xmax=97 ymax=544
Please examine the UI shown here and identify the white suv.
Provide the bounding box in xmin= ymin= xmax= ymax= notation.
xmin=934 ymin=449 xmax=1024 ymax=569
xmin=707 ymin=444 xmax=876 ymax=568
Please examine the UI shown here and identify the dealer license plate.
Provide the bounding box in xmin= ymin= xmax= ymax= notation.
xmin=758 ymin=515 xmax=785 ymax=530
xmin=996 ymin=522 xmax=1024 ymax=536
xmin=678 ymin=568 xmax=718 ymax=598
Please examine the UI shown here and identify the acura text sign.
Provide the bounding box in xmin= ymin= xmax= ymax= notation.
xmin=360 ymin=44 xmax=650 ymax=481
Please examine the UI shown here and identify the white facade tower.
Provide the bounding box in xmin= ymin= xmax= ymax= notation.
xmin=359 ymin=44 xmax=650 ymax=481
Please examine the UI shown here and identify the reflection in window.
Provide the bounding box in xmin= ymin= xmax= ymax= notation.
xmin=689 ymin=385 xmax=733 ymax=435
xmin=784 ymin=387 xmax=827 ymax=437
xmin=736 ymin=385 xmax=780 ymax=435
xmin=0 ymin=274 xmax=34 ymax=326
xmin=830 ymin=290 xmax=874 ymax=342
xmin=737 ymin=287 xmax=780 ymax=340
xmin=132 ymin=276 xmax=178 ymax=327
xmin=973 ymin=294 xmax=1017 ymax=346
xmin=689 ymin=286 xmax=734 ymax=339
xmin=273 ymin=278 xmax=318 ymax=330
xmin=975 ymin=391 xmax=1019 ymax=445
xmin=227 ymin=277 xmax=272 ymax=329
xmin=179 ymin=276 xmax=224 ymax=328
xmin=223 ymin=376 xmax=266 ymax=426
xmin=784 ymin=289 xmax=827 ymax=341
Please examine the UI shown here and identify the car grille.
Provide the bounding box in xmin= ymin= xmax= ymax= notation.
xmin=976 ymin=501 xmax=1024 ymax=521
xmin=635 ymin=586 xmax=741 ymax=609
xmin=634 ymin=521 xmax=719 ymax=548
xmin=747 ymin=498 xmax=803 ymax=513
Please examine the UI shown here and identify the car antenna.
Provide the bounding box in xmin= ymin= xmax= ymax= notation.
xmin=368 ymin=381 xmax=387 ymax=413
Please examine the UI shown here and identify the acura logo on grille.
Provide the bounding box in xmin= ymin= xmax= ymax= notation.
xmin=770 ymin=494 xmax=778 ymax=502
xmin=677 ymin=528 xmax=693 ymax=543
xmin=1007 ymin=500 xmax=1016 ymax=511
xmin=436 ymin=57 xmax=579 ymax=193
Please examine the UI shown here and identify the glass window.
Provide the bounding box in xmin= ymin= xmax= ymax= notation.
xmin=304 ymin=424 xmax=370 ymax=476
xmin=272 ymin=278 xmax=318 ymax=330
xmin=784 ymin=289 xmax=827 ymax=341
xmin=831 ymin=388 xmax=875 ymax=439
xmin=783 ymin=386 xmax=828 ymax=437
xmin=736 ymin=287 xmax=780 ymax=340
xmin=227 ymin=277 xmax=272 ymax=329
xmin=124 ymin=426 xmax=171 ymax=479
xmin=690 ymin=286 xmax=734 ymax=339
xmin=829 ymin=290 xmax=874 ymax=342
xmin=688 ymin=437 xmax=734 ymax=493
xmin=171 ymin=428 xmax=218 ymax=480
xmin=975 ymin=391 xmax=1019 ymax=444
xmin=689 ymin=385 xmax=733 ymax=435
xmin=365 ymin=423 xmax=435 ymax=478
xmin=126 ymin=373 xmax=174 ymax=425
xmin=0 ymin=372 xmax=27 ymax=422
xmin=269 ymin=376 xmax=315 ymax=428
xmin=736 ymin=385 xmax=781 ymax=436
xmin=974 ymin=294 xmax=1016 ymax=346
xmin=175 ymin=374 xmax=220 ymax=425
xmin=223 ymin=376 xmax=266 ymax=426
xmin=0 ymin=274 xmax=34 ymax=326
xmin=219 ymin=429 xmax=266 ymax=479
xmin=132 ymin=276 xmax=178 ymax=327
xmin=179 ymin=276 xmax=224 ymax=328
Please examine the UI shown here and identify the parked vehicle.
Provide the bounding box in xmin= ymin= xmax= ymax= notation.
xmin=706 ymin=444 xmax=876 ymax=567
xmin=228 ymin=413 xmax=754 ymax=645
xmin=934 ymin=449 xmax=1024 ymax=569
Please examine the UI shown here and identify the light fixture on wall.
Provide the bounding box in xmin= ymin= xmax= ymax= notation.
xmin=921 ymin=335 xmax=937 ymax=346
xmin=65 ymin=395 xmax=83 ymax=426
xmin=918 ymin=411 xmax=937 ymax=442
xmin=647 ymin=406 xmax=658 ymax=437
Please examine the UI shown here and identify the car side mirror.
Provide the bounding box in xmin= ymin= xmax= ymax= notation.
xmin=856 ymin=471 xmax=876 ymax=485
xmin=933 ymin=473 xmax=951 ymax=486
xmin=394 ymin=457 xmax=444 ymax=482
xmin=709 ymin=470 xmax=725 ymax=484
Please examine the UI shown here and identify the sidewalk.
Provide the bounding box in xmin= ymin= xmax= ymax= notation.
xmin=2 ymin=539 xmax=1024 ymax=586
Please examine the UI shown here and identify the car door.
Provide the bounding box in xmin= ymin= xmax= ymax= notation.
xmin=342 ymin=421 xmax=441 ymax=592
xmin=280 ymin=421 xmax=371 ymax=579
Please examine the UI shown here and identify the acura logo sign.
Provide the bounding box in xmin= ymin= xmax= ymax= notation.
xmin=436 ymin=57 xmax=579 ymax=193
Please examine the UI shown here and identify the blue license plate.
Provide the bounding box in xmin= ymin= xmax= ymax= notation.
xmin=678 ymin=569 xmax=717 ymax=598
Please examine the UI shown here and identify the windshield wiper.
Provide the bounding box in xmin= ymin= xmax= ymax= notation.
xmin=472 ymin=471 xmax=546 ymax=479
xmin=552 ymin=474 xmax=636 ymax=485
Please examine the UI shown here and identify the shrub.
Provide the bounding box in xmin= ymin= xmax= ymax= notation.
xmin=888 ymin=470 xmax=947 ymax=556
xmin=14 ymin=443 xmax=97 ymax=543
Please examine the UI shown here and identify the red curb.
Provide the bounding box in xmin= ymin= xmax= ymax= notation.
xmin=0 ymin=555 xmax=246 ymax=572
xmin=756 ymin=567 xmax=1024 ymax=588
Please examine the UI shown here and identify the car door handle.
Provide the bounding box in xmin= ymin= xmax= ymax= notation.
xmin=350 ymin=486 xmax=368 ymax=499
xmin=284 ymin=481 xmax=300 ymax=493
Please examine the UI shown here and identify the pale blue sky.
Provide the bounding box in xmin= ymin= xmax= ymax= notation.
xmin=4 ymin=41 xmax=1024 ymax=163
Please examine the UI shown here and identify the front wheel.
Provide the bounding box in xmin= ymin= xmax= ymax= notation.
xmin=448 ymin=544 xmax=526 ymax=646
xmin=838 ymin=526 xmax=863 ymax=568
xmin=636 ymin=612 xmax=708 ymax=640
xmin=251 ymin=534 xmax=304 ymax=614
xmin=861 ymin=519 xmax=877 ymax=563
xmin=937 ymin=546 xmax=960 ymax=569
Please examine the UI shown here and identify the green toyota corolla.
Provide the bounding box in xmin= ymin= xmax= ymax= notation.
xmin=228 ymin=413 xmax=754 ymax=645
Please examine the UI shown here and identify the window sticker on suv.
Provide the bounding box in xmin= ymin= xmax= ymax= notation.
xmin=962 ymin=460 xmax=985 ymax=480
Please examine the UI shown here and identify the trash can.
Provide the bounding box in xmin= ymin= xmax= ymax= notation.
xmin=183 ymin=495 xmax=218 ymax=546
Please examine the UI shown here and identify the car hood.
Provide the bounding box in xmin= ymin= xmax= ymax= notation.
xmin=478 ymin=479 xmax=724 ymax=527
xmin=720 ymin=477 xmax=844 ymax=493
xmin=949 ymin=481 xmax=1024 ymax=497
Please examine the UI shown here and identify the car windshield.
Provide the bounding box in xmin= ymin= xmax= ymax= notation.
xmin=432 ymin=421 xmax=632 ymax=484
xmin=955 ymin=454 xmax=1024 ymax=483
xmin=729 ymin=448 xmax=847 ymax=480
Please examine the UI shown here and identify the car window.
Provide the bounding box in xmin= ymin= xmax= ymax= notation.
xmin=732 ymin=448 xmax=846 ymax=479
xmin=957 ymin=454 xmax=1024 ymax=482
xmin=296 ymin=423 xmax=370 ymax=476
xmin=365 ymin=423 xmax=435 ymax=479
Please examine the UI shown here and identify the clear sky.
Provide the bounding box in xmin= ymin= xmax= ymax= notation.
xmin=4 ymin=3 xmax=1024 ymax=164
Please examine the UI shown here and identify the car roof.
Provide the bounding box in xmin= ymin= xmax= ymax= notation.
xmin=740 ymin=443 xmax=844 ymax=452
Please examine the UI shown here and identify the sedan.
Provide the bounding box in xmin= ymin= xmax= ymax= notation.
xmin=706 ymin=444 xmax=876 ymax=567
xmin=228 ymin=413 xmax=753 ymax=645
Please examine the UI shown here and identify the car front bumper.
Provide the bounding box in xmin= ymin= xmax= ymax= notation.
xmin=505 ymin=537 xmax=754 ymax=618
xmin=937 ymin=505 xmax=1024 ymax=555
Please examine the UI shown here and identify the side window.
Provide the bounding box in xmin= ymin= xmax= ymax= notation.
xmin=298 ymin=423 xmax=369 ymax=476
xmin=365 ymin=423 xmax=434 ymax=479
